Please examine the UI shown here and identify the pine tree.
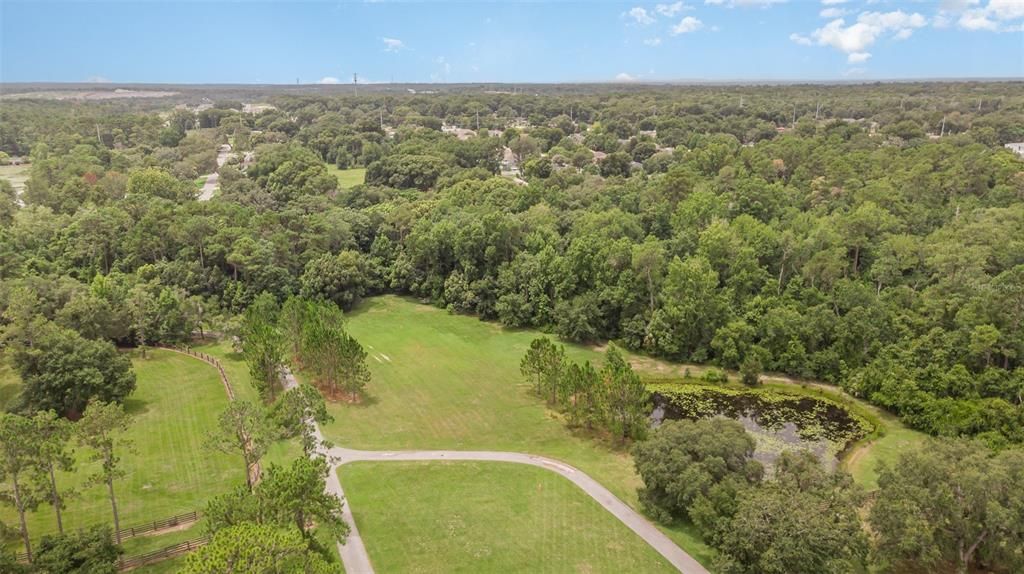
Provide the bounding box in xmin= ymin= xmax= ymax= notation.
xmin=339 ymin=333 xmax=371 ymax=402
xmin=601 ymin=346 xmax=650 ymax=441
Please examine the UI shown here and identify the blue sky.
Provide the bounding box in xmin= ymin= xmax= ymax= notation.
xmin=2 ymin=1 xmax=1021 ymax=83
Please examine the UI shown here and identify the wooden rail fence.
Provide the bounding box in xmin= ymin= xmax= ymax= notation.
xmin=172 ymin=346 xmax=235 ymax=401
xmin=161 ymin=344 xmax=262 ymax=486
xmin=116 ymin=535 xmax=210 ymax=571
xmin=116 ymin=510 xmax=200 ymax=540
xmin=15 ymin=511 xmax=201 ymax=563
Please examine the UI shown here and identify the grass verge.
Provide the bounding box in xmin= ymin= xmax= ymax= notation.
xmin=339 ymin=461 xmax=677 ymax=573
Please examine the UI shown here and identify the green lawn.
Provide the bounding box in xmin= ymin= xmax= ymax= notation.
xmin=340 ymin=461 xmax=675 ymax=574
xmin=314 ymin=295 xmax=713 ymax=566
xmin=2 ymin=349 xmax=250 ymax=549
xmin=327 ymin=166 xmax=366 ymax=189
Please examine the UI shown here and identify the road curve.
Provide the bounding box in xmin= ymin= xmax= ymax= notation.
xmin=281 ymin=369 xmax=708 ymax=574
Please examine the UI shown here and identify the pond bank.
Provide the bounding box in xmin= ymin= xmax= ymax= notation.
xmin=641 ymin=376 xmax=927 ymax=490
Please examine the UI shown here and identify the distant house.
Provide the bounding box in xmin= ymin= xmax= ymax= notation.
xmin=1005 ymin=142 xmax=1024 ymax=157
xmin=442 ymin=124 xmax=476 ymax=140
xmin=242 ymin=103 xmax=276 ymax=115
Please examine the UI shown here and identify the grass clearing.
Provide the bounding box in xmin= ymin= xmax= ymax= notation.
xmin=327 ymin=166 xmax=366 ymax=189
xmin=2 ymin=349 xmax=256 ymax=550
xmin=340 ymin=461 xmax=676 ymax=574
xmin=846 ymin=424 xmax=926 ymax=491
xmin=0 ymin=163 xmax=30 ymax=196
xmin=314 ymin=295 xmax=715 ymax=564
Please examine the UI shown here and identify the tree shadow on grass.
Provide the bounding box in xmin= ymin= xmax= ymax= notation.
xmin=323 ymin=390 xmax=380 ymax=408
xmin=351 ymin=393 xmax=380 ymax=408
xmin=123 ymin=397 xmax=151 ymax=416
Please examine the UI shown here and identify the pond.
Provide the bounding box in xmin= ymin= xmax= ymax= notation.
xmin=649 ymin=384 xmax=871 ymax=471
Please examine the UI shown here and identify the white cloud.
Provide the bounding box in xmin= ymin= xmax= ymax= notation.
xmin=317 ymin=76 xmax=341 ymax=84
xmin=820 ymin=7 xmax=848 ymax=18
xmin=988 ymin=0 xmax=1024 ymax=20
xmin=789 ymin=32 xmax=813 ymax=45
xmin=381 ymin=37 xmax=405 ymax=52
xmin=792 ymin=10 xmax=926 ymax=56
xmin=947 ymin=0 xmax=1024 ymax=31
xmin=644 ymin=37 xmax=664 ymax=46
xmin=893 ymin=27 xmax=913 ymax=39
xmin=656 ymin=2 xmax=686 ymax=16
xmin=815 ymin=7 xmax=847 ymax=17
xmin=821 ymin=0 xmax=848 ymax=5
xmin=958 ymin=9 xmax=998 ymax=29
xmin=614 ymin=72 xmax=638 ymax=82
xmin=848 ymin=51 xmax=872 ymax=62
xmin=628 ymin=7 xmax=656 ymax=24
xmin=671 ymin=16 xmax=704 ymax=34
xmin=843 ymin=67 xmax=867 ymax=77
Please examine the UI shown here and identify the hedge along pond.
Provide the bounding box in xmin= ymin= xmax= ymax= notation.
xmin=647 ymin=382 xmax=873 ymax=471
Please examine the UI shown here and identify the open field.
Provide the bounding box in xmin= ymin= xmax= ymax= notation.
xmin=327 ymin=166 xmax=366 ymax=189
xmin=0 ymin=163 xmax=30 ymax=196
xmin=1 ymin=349 xmax=250 ymax=549
xmin=340 ymin=461 xmax=675 ymax=573
xmin=315 ymin=296 xmax=717 ymax=563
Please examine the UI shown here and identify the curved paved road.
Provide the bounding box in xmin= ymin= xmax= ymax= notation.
xmin=282 ymin=369 xmax=708 ymax=574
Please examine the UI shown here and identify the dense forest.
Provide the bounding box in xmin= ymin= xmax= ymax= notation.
xmin=1 ymin=81 xmax=1023 ymax=447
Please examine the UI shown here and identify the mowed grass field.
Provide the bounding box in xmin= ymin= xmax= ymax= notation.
xmin=327 ymin=166 xmax=366 ymax=189
xmin=1 ymin=349 xmax=250 ymax=549
xmin=315 ymin=295 xmax=714 ymax=565
xmin=340 ymin=461 xmax=675 ymax=574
